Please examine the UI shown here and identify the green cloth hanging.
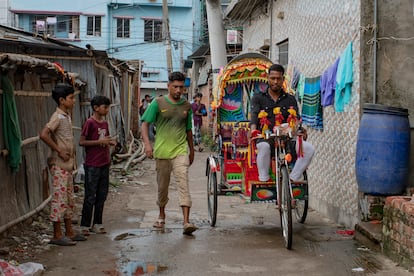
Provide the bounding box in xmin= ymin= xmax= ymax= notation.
xmin=1 ymin=74 xmax=22 ymax=172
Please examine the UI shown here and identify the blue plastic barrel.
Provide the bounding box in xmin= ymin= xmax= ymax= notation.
xmin=356 ymin=104 xmax=410 ymax=195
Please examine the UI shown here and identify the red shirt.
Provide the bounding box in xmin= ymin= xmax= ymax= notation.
xmin=191 ymin=102 xmax=206 ymax=127
xmin=81 ymin=117 xmax=111 ymax=167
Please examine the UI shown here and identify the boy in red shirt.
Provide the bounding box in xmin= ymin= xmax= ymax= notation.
xmin=79 ymin=95 xmax=116 ymax=235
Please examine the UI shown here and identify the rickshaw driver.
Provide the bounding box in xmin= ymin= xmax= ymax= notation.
xmin=249 ymin=64 xmax=315 ymax=182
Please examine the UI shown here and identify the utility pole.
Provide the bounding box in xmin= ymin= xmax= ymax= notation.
xmin=205 ymin=0 xmax=227 ymax=138
xmin=180 ymin=40 xmax=184 ymax=72
xmin=205 ymin=0 xmax=227 ymax=76
xmin=162 ymin=0 xmax=173 ymax=73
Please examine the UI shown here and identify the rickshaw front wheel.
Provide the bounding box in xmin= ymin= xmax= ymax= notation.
xmin=279 ymin=165 xmax=293 ymax=249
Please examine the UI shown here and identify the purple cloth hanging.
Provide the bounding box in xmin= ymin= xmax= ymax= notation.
xmin=320 ymin=58 xmax=339 ymax=107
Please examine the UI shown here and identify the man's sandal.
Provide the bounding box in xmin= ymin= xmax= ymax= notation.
xmin=183 ymin=223 xmax=198 ymax=235
xmin=153 ymin=218 xmax=165 ymax=229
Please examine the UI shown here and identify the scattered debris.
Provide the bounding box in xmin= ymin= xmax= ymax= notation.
xmin=0 ymin=259 xmax=44 ymax=276
xmin=336 ymin=229 xmax=354 ymax=236
xmin=357 ymin=246 xmax=371 ymax=252
xmin=113 ymin=131 xmax=146 ymax=175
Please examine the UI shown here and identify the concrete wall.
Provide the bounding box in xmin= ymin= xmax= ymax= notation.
xmin=241 ymin=6 xmax=271 ymax=54
xmin=241 ymin=0 xmax=361 ymax=227
xmin=0 ymin=0 xmax=10 ymax=25
xmin=237 ymin=0 xmax=414 ymax=228
xmin=361 ymin=0 xmax=414 ymax=184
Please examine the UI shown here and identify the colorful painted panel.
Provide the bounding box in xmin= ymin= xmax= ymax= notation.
xmin=251 ymin=183 xmax=277 ymax=202
xmin=292 ymin=184 xmax=307 ymax=199
xmin=219 ymin=80 xmax=269 ymax=122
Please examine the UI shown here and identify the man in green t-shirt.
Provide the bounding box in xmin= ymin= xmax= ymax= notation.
xmin=141 ymin=71 xmax=198 ymax=235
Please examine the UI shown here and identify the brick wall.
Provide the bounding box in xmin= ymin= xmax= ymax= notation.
xmin=383 ymin=196 xmax=414 ymax=270
xmin=359 ymin=193 xmax=386 ymax=221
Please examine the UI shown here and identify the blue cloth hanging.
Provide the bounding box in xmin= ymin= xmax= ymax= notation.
xmin=302 ymin=76 xmax=323 ymax=130
xmin=335 ymin=42 xmax=353 ymax=112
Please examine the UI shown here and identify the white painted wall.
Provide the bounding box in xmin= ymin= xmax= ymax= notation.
xmin=241 ymin=0 xmax=361 ymax=227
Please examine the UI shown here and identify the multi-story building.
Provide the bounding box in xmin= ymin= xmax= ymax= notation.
xmin=9 ymin=0 xmax=201 ymax=96
xmin=0 ymin=0 xmax=12 ymax=25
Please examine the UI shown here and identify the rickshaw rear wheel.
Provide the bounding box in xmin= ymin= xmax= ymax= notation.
xmin=279 ymin=166 xmax=292 ymax=249
xmin=207 ymin=159 xmax=218 ymax=227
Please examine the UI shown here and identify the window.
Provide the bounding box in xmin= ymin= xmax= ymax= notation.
xmin=32 ymin=16 xmax=56 ymax=36
xmin=144 ymin=19 xmax=162 ymax=42
xmin=31 ymin=15 xmax=79 ymax=39
xmin=32 ymin=16 xmax=46 ymax=34
xmin=68 ymin=16 xmax=80 ymax=38
xmin=57 ymin=18 xmax=67 ymax=32
xmin=259 ymin=45 xmax=270 ymax=58
xmin=277 ymin=39 xmax=289 ymax=68
xmin=87 ymin=16 xmax=101 ymax=36
xmin=117 ymin=18 xmax=130 ymax=38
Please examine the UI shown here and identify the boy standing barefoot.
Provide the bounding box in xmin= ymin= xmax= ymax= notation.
xmin=40 ymin=83 xmax=86 ymax=246
xmin=79 ymin=95 xmax=116 ymax=235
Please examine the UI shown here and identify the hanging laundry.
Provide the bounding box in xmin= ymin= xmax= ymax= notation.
xmin=291 ymin=67 xmax=301 ymax=90
xmin=285 ymin=63 xmax=294 ymax=91
xmin=301 ymin=76 xmax=323 ymax=130
xmin=335 ymin=42 xmax=353 ymax=112
xmin=320 ymin=58 xmax=339 ymax=107
xmin=296 ymin=74 xmax=306 ymax=100
xmin=1 ymin=74 xmax=22 ymax=172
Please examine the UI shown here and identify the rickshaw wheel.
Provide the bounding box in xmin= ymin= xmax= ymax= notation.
xmin=294 ymin=171 xmax=309 ymax=223
xmin=279 ymin=166 xmax=292 ymax=249
xmin=207 ymin=159 xmax=218 ymax=227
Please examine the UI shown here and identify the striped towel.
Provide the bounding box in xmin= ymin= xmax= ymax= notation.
xmin=301 ymin=76 xmax=323 ymax=130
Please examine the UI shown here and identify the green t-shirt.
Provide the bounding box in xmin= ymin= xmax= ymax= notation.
xmin=141 ymin=95 xmax=193 ymax=159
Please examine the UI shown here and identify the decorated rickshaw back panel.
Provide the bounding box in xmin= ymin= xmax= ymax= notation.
xmin=212 ymin=54 xmax=273 ymax=198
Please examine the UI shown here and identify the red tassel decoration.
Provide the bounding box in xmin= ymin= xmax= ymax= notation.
xmin=297 ymin=136 xmax=304 ymax=158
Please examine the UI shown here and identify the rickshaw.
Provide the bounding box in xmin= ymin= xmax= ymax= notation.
xmin=205 ymin=53 xmax=309 ymax=249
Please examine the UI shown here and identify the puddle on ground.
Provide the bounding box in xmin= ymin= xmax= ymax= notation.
xmin=126 ymin=216 xmax=144 ymax=223
xmin=151 ymin=228 xmax=173 ymax=234
xmin=122 ymin=261 xmax=168 ymax=275
xmin=113 ymin=228 xmax=172 ymax=240
xmin=113 ymin=229 xmax=152 ymax=240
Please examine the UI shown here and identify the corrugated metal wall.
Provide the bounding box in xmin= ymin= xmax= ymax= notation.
xmin=0 ymin=55 xmax=136 ymax=230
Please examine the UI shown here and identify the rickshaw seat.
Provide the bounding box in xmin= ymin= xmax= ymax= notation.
xmin=219 ymin=121 xmax=250 ymax=161
xmin=218 ymin=121 xmax=250 ymax=191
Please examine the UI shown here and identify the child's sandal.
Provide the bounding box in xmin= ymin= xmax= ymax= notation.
xmin=91 ymin=224 xmax=107 ymax=234
xmin=80 ymin=226 xmax=91 ymax=236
